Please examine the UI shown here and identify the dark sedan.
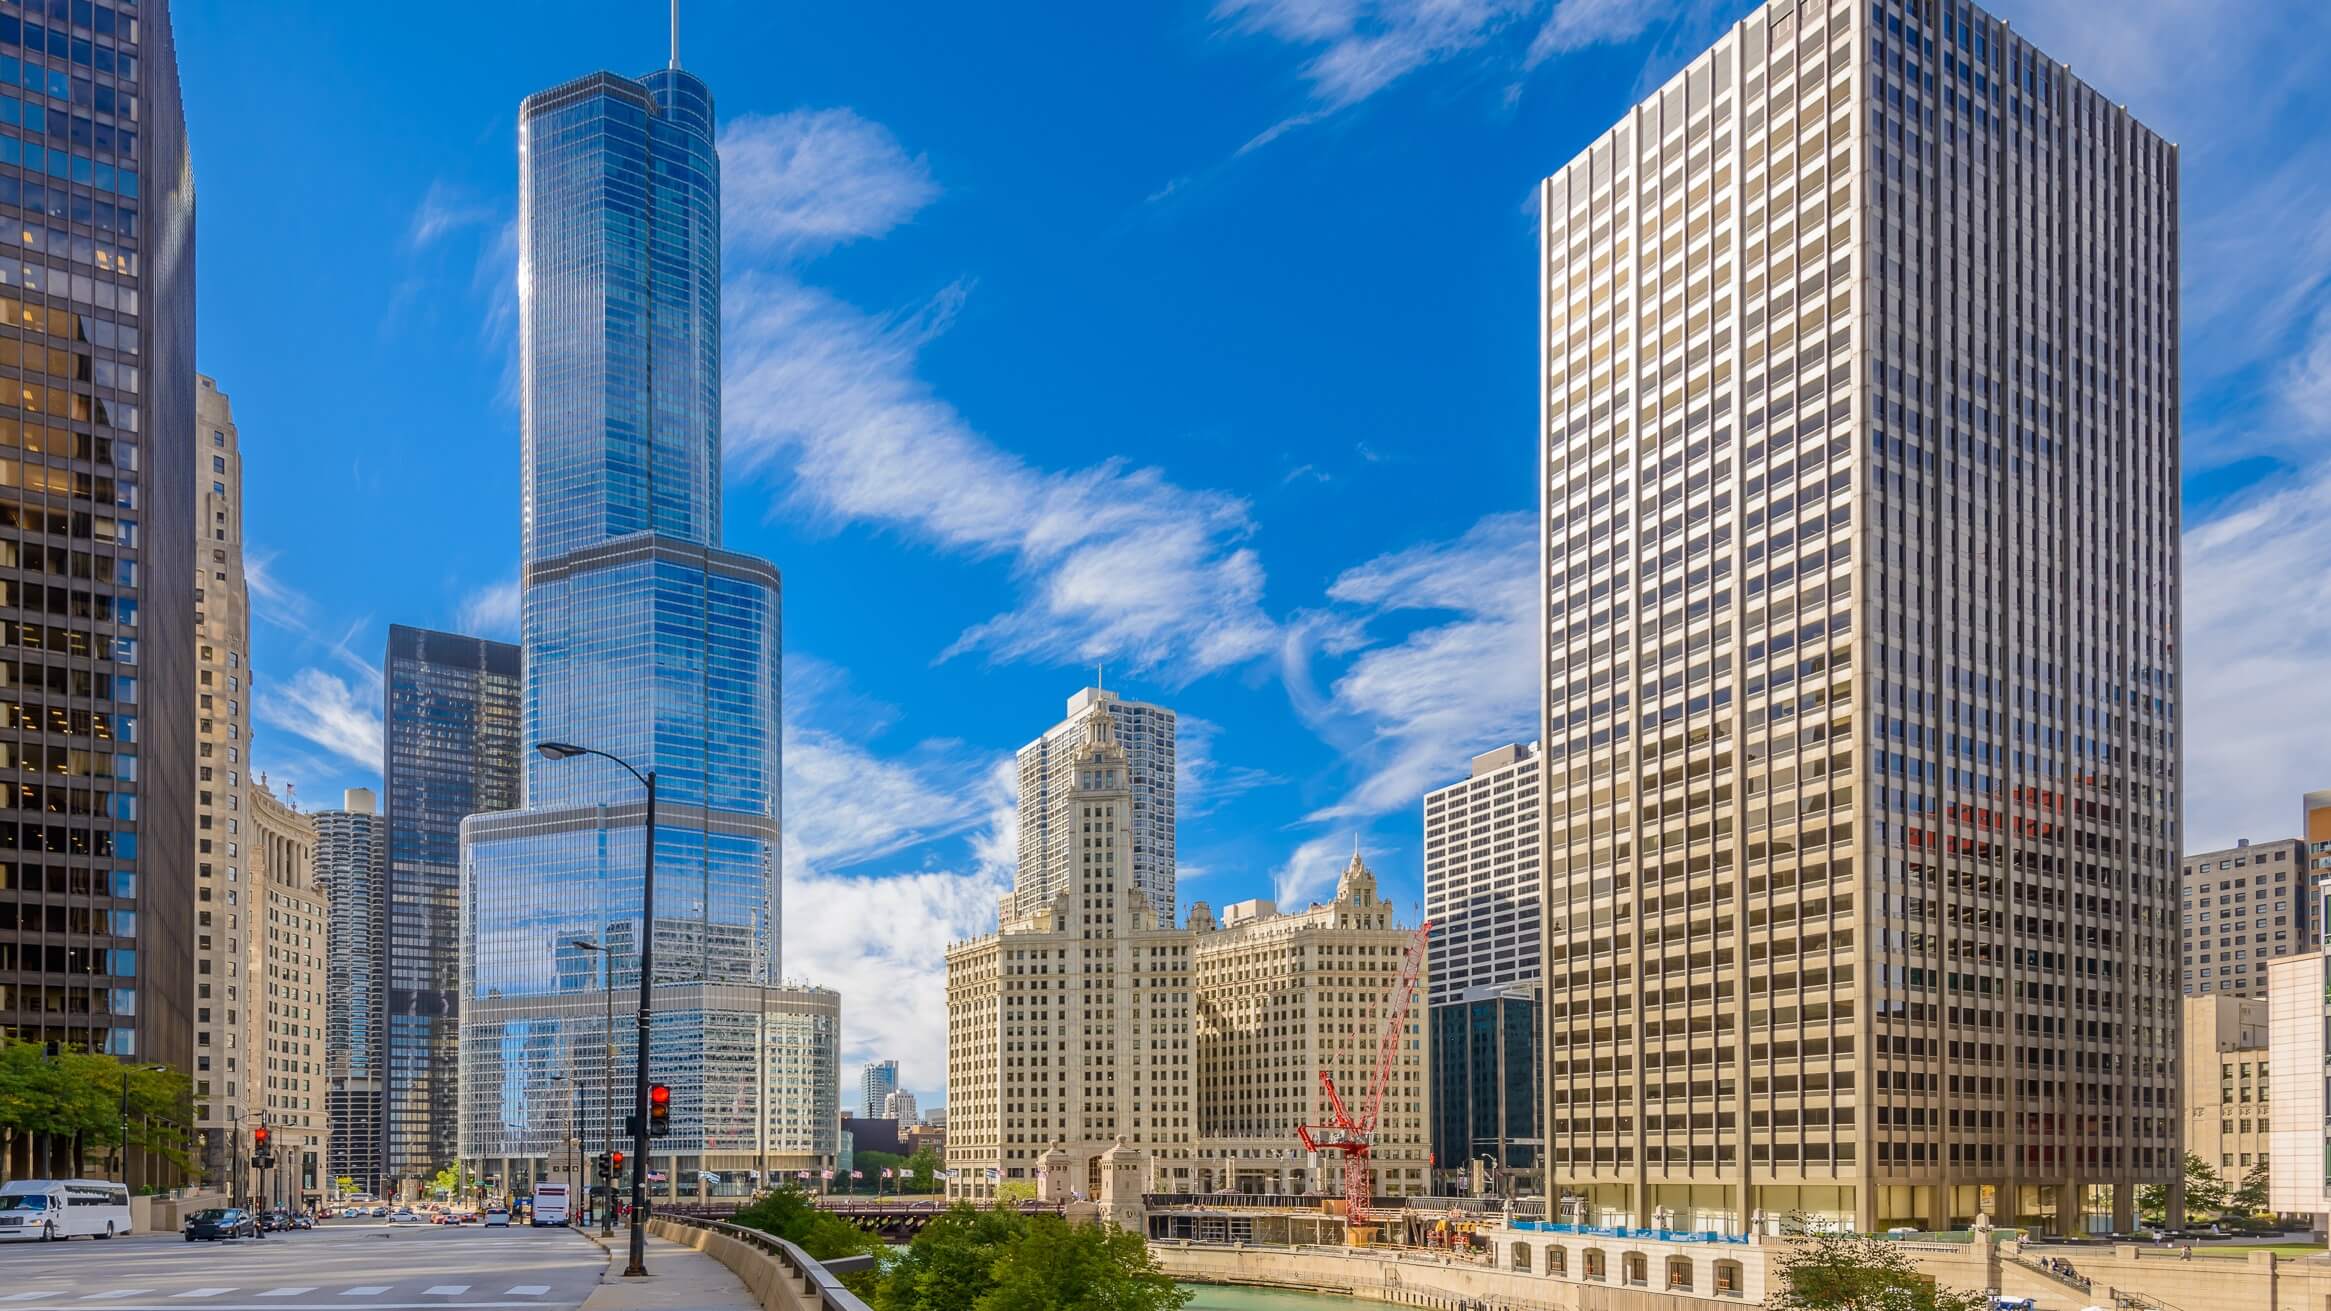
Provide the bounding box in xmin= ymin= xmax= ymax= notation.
xmin=185 ymin=1208 xmax=260 ymax=1242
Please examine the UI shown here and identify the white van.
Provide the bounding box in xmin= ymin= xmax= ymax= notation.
xmin=0 ymin=1180 xmax=133 ymax=1241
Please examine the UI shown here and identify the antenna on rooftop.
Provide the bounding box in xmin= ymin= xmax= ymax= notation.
xmin=669 ymin=0 xmax=681 ymax=69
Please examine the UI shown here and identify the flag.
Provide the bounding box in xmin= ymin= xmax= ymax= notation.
xmin=881 ymin=1168 xmax=894 ymax=1179
xmin=850 ymin=1170 xmax=863 ymax=1180
xmin=985 ymin=1168 xmax=1000 ymax=1182
xmin=796 ymin=1170 xmax=811 ymax=1180
xmin=821 ymin=1170 xmax=834 ymax=1181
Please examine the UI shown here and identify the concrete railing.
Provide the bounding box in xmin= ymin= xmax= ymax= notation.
xmin=648 ymin=1214 xmax=873 ymax=1311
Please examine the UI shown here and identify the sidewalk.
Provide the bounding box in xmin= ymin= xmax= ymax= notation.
xmin=579 ymin=1229 xmax=759 ymax=1311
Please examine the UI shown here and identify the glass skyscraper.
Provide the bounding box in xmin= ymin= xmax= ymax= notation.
xmin=0 ymin=0 xmax=197 ymax=1187
xmin=384 ymin=625 xmax=520 ymax=1188
xmin=459 ymin=54 xmax=832 ymax=1192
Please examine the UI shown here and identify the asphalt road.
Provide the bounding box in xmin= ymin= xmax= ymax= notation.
xmin=0 ymin=1218 xmax=605 ymax=1311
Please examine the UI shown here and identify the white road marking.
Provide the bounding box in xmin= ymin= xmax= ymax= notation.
xmin=503 ymin=1291 xmax=549 ymax=1298
xmin=336 ymin=1291 xmax=392 ymax=1298
xmin=256 ymin=1293 xmax=317 ymax=1300
xmin=82 ymin=1296 xmax=155 ymax=1303
xmin=420 ymin=1291 xmax=468 ymax=1298
xmin=0 ymin=1296 xmax=56 ymax=1304
xmin=172 ymin=1295 xmax=236 ymax=1301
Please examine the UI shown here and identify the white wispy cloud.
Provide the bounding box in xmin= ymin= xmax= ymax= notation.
xmin=718 ymin=109 xmax=1276 ymax=679
xmin=720 ymin=109 xmax=939 ymax=259
xmin=1271 ymin=511 xmax=1537 ymax=901
xmin=2182 ymin=465 xmax=2331 ymax=848
xmin=256 ymin=668 xmax=383 ymax=774
xmin=457 ymin=575 xmax=521 ymax=640
xmin=407 ymin=179 xmax=498 ymax=250
xmin=1217 ymin=0 xmax=1695 ymax=149
xmin=1177 ymin=714 xmax=1282 ymax=819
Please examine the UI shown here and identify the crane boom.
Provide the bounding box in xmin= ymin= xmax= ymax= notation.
xmin=1295 ymin=918 xmax=1432 ymax=1235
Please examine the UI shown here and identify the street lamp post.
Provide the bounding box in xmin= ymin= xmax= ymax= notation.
xmin=571 ymin=935 xmax=619 ymax=1237
xmin=539 ymin=742 xmax=656 ymax=1279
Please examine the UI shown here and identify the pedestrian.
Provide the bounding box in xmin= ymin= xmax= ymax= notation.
xmin=2181 ymin=1244 xmax=2193 ymax=1261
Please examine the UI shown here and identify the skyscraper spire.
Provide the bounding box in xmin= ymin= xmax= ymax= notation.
xmin=669 ymin=0 xmax=680 ymax=69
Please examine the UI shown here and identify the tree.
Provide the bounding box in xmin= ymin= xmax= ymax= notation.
xmin=2140 ymin=1152 xmax=2227 ymax=1221
xmin=0 ymin=1040 xmax=192 ymax=1183
xmin=429 ymin=1165 xmax=459 ymax=1199
xmin=876 ymin=1206 xmax=1033 ymax=1311
xmin=994 ymin=1180 xmax=1037 ymax=1204
xmin=2230 ymin=1160 xmax=2270 ymax=1216
xmin=335 ymin=1176 xmax=357 ymax=1198
xmin=732 ymin=1187 xmax=884 ymax=1266
xmin=1768 ymin=1224 xmax=1989 ymax=1311
xmin=973 ymin=1216 xmax=1188 ymax=1311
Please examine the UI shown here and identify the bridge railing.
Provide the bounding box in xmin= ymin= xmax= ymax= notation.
xmin=652 ymin=1213 xmax=873 ymax=1311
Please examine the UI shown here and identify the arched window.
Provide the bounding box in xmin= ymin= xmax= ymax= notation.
xmin=1623 ymin=1252 xmax=1649 ymax=1285
xmin=1715 ymin=1258 xmax=1746 ymax=1297
xmin=1667 ymin=1256 xmax=1695 ymax=1290
xmin=1584 ymin=1248 xmax=1608 ymax=1280
xmin=1511 ymin=1241 xmax=1533 ymax=1272
xmin=1548 ymin=1245 xmax=1568 ymax=1276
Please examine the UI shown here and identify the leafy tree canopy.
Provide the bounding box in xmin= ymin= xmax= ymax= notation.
xmin=1769 ymin=1223 xmax=1988 ymax=1311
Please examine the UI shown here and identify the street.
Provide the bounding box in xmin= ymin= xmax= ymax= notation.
xmin=0 ymin=1219 xmax=605 ymax=1311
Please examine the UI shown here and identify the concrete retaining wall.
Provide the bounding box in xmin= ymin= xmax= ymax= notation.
xmin=1154 ymin=1241 xmax=1766 ymax=1311
xmin=646 ymin=1217 xmax=868 ymax=1311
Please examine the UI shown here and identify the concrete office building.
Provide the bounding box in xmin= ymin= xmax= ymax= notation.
xmin=863 ymin=1061 xmax=899 ymax=1119
xmin=385 ymin=625 xmax=521 ymax=1189
xmin=1425 ymin=743 xmax=1545 ymax=1006
xmin=883 ymin=1089 xmax=920 ymax=1127
xmin=318 ymin=787 xmax=388 ymax=1196
xmin=1017 ymin=687 xmax=1178 ymax=923
xmin=2309 ymin=792 xmax=2331 ymax=885
xmin=2267 ymin=951 xmax=2326 ymax=1227
xmin=0 ymin=0 xmax=197 ymax=1182
xmin=2181 ymin=994 xmax=2268 ymax=1204
xmin=188 ymin=377 xmax=253 ymax=1191
xmin=1535 ymin=0 xmax=2180 ymax=1233
xmin=947 ymin=700 xmax=1197 ymax=1200
xmin=1188 ymin=851 xmax=1432 ymax=1198
xmin=2181 ymin=839 xmax=2312 ymax=996
xmin=250 ymin=782 xmax=326 ymax=1207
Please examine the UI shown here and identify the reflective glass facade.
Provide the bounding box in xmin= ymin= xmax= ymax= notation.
xmin=459 ymin=59 xmax=805 ymax=1186
xmin=1429 ymin=984 xmax=1541 ymax=1187
xmin=384 ymin=626 xmax=520 ymax=1186
xmin=0 ymin=0 xmax=196 ymax=1179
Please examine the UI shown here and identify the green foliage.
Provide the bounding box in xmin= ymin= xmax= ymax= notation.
xmin=2230 ymin=1160 xmax=2270 ymax=1215
xmin=873 ymin=1206 xmax=1188 ymax=1311
xmin=731 ymin=1187 xmax=885 ymax=1265
xmin=1769 ymin=1223 xmax=1989 ymax=1311
xmin=2141 ymin=1152 xmax=2228 ymax=1220
xmin=429 ymin=1165 xmax=459 ymax=1198
xmin=975 ymin=1216 xmax=1188 ymax=1311
xmin=993 ymin=1180 xmax=1036 ymax=1204
xmin=0 ymin=1040 xmax=194 ymax=1179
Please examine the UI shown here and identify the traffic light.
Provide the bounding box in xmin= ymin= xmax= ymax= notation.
xmin=252 ymin=1126 xmax=272 ymax=1169
xmin=594 ymin=1153 xmax=609 ymax=1183
xmin=253 ymin=1126 xmax=270 ymax=1151
xmin=610 ymin=1150 xmax=625 ymax=1177
xmin=647 ymin=1084 xmax=671 ymax=1138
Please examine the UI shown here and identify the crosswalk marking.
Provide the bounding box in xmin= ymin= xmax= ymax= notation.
xmin=81 ymin=1295 xmax=154 ymax=1302
xmin=0 ymin=1295 xmax=53 ymax=1303
xmin=336 ymin=1291 xmax=391 ymax=1298
xmin=172 ymin=1294 xmax=235 ymax=1301
xmin=420 ymin=1289 xmax=469 ymax=1297
xmin=503 ymin=1290 xmax=548 ymax=1298
xmin=256 ymin=1292 xmax=318 ymax=1299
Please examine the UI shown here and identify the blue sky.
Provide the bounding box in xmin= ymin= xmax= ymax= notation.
xmin=178 ymin=1 xmax=2331 ymax=1105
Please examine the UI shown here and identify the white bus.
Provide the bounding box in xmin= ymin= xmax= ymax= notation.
xmin=530 ymin=1182 xmax=569 ymax=1227
xmin=0 ymin=1180 xmax=133 ymax=1241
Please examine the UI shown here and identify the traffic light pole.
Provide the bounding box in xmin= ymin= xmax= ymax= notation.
xmin=625 ymin=768 xmax=656 ymax=1279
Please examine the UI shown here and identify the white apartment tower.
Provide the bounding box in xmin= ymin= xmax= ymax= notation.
xmin=1424 ymin=743 xmax=1545 ymax=1005
xmin=949 ymin=699 xmax=1197 ymax=1199
xmin=1016 ymin=688 xmax=1177 ymax=923
xmin=1537 ymin=0 xmax=2179 ymax=1235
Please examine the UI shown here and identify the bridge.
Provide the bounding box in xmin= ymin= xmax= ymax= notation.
xmin=658 ymin=1198 xmax=1066 ymax=1241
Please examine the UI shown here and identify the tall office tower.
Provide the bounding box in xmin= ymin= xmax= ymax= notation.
xmin=947 ymin=701 xmax=1196 ymax=1201
xmin=2309 ymin=792 xmax=2331 ymax=884
xmin=1430 ymin=981 xmax=1542 ymax=1194
xmin=1016 ymin=687 xmax=1177 ymax=922
xmin=189 ymin=377 xmax=252 ymax=1191
xmin=2180 ymin=994 xmax=2268 ymax=1205
xmin=384 ymin=625 xmax=520 ymax=1189
xmin=882 ymin=1089 xmax=920 ymax=1127
xmin=2266 ymin=951 xmax=2326 ymax=1229
xmin=318 ymin=787 xmax=388 ymax=1196
xmin=2179 ymin=839 xmax=2311 ymax=996
xmin=1424 ymin=742 xmax=1546 ymax=1005
xmin=863 ymin=1060 xmax=899 ymax=1119
xmin=1187 ymin=852 xmax=1433 ymax=1198
xmin=0 ymin=0 xmax=197 ymax=1183
xmin=1536 ymin=0 xmax=2179 ymax=1234
xmin=459 ymin=50 xmax=825 ymax=1196
xmin=249 ymin=781 xmax=325 ymax=1209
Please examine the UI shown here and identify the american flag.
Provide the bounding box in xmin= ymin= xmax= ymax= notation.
xmin=849 ymin=1170 xmax=863 ymax=1180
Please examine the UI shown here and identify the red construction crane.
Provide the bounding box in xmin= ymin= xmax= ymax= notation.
xmin=1296 ymin=919 xmax=1431 ymax=1233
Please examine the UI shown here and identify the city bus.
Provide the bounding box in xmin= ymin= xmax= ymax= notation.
xmin=0 ymin=1180 xmax=133 ymax=1240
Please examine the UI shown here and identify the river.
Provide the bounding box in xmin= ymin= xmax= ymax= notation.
xmin=1179 ymin=1285 xmax=1358 ymax=1309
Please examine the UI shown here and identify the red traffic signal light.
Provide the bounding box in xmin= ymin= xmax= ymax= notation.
xmin=253 ymin=1127 xmax=270 ymax=1148
xmin=648 ymin=1083 xmax=671 ymax=1138
xmin=611 ymin=1151 xmax=625 ymax=1170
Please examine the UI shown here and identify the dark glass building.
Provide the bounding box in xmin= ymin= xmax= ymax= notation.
xmin=318 ymin=786 xmax=388 ymax=1197
xmin=0 ymin=0 xmax=197 ymax=1180
xmin=1430 ymin=983 xmax=1541 ymax=1195
xmin=384 ymin=625 xmax=519 ymax=1188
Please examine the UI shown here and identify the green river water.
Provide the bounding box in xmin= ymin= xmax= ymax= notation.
xmin=1177 ymin=1286 xmax=1358 ymax=1309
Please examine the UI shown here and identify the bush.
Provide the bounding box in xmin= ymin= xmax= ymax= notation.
xmin=731 ymin=1187 xmax=884 ymax=1266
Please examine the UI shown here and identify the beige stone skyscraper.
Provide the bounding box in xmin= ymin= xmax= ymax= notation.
xmin=1536 ymin=0 xmax=2179 ymax=1234
xmin=949 ymin=698 xmax=1196 ymax=1199
xmin=192 ymin=375 xmax=256 ymax=1194
xmin=1189 ymin=852 xmax=1431 ymax=1197
xmin=251 ymin=782 xmax=326 ymax=1207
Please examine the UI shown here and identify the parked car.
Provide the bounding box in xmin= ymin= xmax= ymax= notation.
xmin=372 ymin=1205 xmax=390 ymax=1217
xmin=484 ymin=1210 xmax=511 ymax=1228
xmin=390 ymin=1209 xmax=420 ymax=1224
xmin=185 ymin=1208 xmax=260 ymax=1242
xmin=290 ymin=1215 xmax=315 ymax=1231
